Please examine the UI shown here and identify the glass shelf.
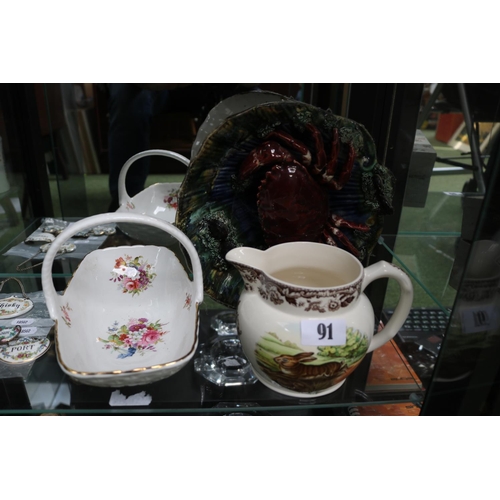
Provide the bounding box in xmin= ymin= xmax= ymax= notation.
xmin=0 ymin=203 xmax=460 ymax=415
xmin=380 ymin=234 xmax=458 ymax=314
xmin=0 ymin=308 xmax=424 ymax=415
xmin=0 ymin=189 xmax=471 ymax=413
xmin=0 ymin=218 xmax=85 ymax=284
xmin=0 ymin=221 xmax=437 ymax=414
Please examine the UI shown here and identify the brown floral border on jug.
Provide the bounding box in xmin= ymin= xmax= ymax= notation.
xmin=232 ymin=263 xmax=362 ymax=314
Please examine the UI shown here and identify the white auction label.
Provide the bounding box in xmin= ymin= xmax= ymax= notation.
xmin=301 ymin=319 xmax=347 ymax=346
xmin=20 ymin=327 xmax=38 ymax=335
xmin=460 ymin=304 xmax=497 ymax=334
xmin=11 ymin=318 xmax=35 ymax=326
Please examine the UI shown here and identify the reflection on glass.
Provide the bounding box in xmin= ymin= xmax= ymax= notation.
xmin=436 ymin=239 xmax=500 ymax=380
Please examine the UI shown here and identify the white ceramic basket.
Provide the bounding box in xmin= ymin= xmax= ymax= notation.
xmin=41 ymin=213 xmax=203 ymax=387
xmin=116 ymin=149 xmax=189 ymax=246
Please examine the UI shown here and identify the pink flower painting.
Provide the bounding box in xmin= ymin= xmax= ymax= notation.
xmin=98 ymin=317 xmax=168 ymax=358
xmin=163 ymin=187 xmax=179 ymax=210
xmin=61 ymin=303 xmax=73 ymax=328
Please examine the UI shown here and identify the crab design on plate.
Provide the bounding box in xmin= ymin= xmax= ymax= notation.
xmin=176 ymin=96 xmax=395 ymax=308
xmin=238 ymin=124 xmax=371 ymax=256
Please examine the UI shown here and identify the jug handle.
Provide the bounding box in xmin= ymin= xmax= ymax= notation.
xmin=361 ymin=261 xmax=413 ymax=353
xmin=118 ymin=149 xmax=190 ymax=208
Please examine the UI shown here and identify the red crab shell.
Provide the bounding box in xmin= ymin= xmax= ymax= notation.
xmin=257 ymin=164 xmax=329 ymax=246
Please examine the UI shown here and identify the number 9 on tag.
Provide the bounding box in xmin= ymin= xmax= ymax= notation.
xmin=301 ymin=319 xmax=347 ymax=346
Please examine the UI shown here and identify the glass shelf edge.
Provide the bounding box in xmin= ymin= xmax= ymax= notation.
xmin=378 ymin=236 xmax=452 ymax=316
xmin=381 ymin=231 xmax=461 ymax=237
xmin=0 ymin=273 xmax=74 ymax=279
xmin=0 ymin=394 xmax=424 ymax=415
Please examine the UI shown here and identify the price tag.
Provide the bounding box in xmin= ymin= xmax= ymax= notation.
xmin=11 ymin=318 xmax=35 ymax=326
xmin=20 ymin=327 xmax=38 ymax=336
xmin=112 ymin=266 xmax=138 ymax=278
xmin=301 ymin=319 xmax=347 ymax=346
xmin=460 ymin=304 xmax=497 ymax=334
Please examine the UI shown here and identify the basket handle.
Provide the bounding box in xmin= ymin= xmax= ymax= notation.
xmin=41 ymin=213 xmax=203 ymax=320
xmin=118 ymin=149 xmax=189 ymax=207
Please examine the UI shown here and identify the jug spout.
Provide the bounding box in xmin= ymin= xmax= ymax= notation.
xmin=226 ymin=247 xmax=265 ymax=285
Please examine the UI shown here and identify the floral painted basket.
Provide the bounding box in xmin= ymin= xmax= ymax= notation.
xmin=115 ymin=149 xmax=189 ymax=246
xmin=41 ymin=213 xmax=203 ymax=387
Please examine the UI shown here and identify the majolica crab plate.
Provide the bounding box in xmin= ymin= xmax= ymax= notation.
xmin=191 ymin=90 xmax=293 ymax=159
xmin=176 ymin=96 xmax=395 ymax=309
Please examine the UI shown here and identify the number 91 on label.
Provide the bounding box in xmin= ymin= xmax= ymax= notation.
xmin=301 ymin=319 xmax=347 ymax=346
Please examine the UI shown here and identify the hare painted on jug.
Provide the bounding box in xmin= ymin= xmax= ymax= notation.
xmin=226 ymin=242 xmax=413 ymax=398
